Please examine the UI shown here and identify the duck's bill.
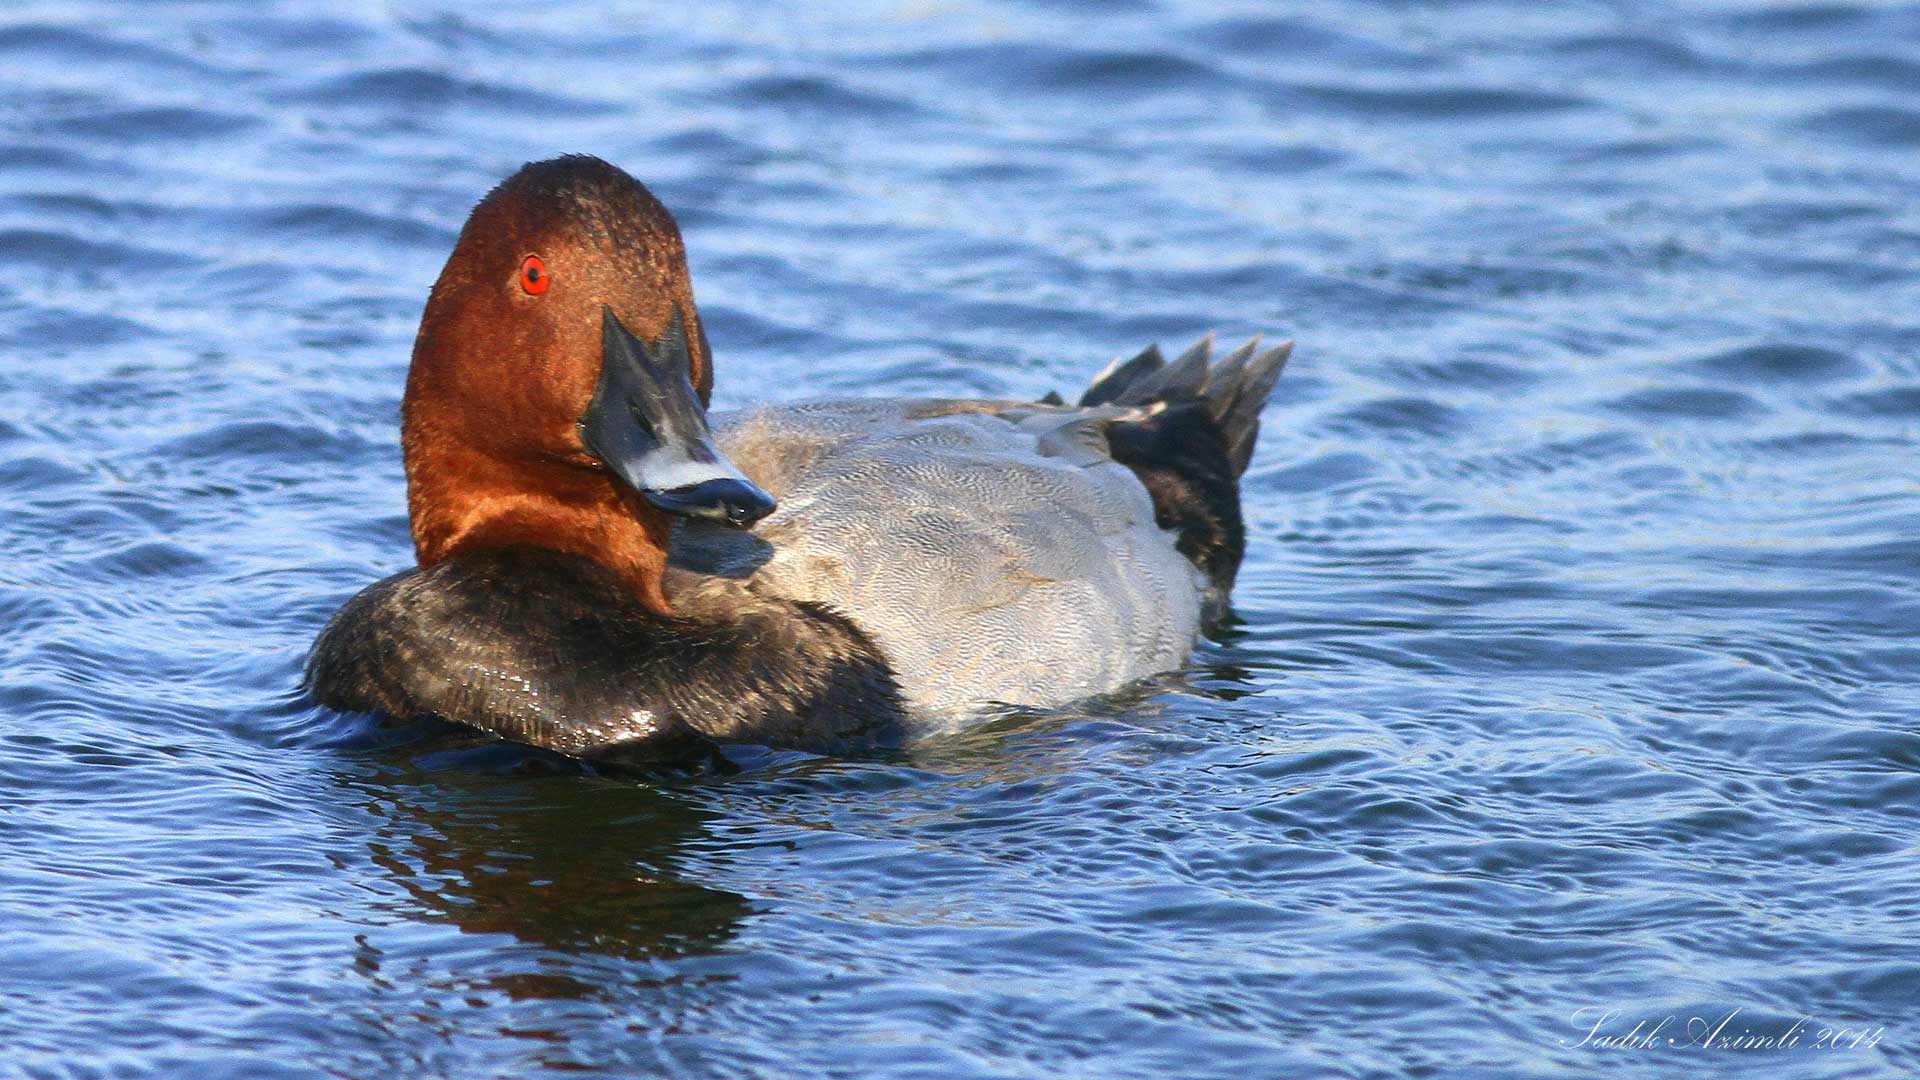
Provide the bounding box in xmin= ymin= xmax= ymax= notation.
xmin=579 ymin=306 xmax=777 ymax=529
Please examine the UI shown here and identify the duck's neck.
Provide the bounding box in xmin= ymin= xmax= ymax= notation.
xmin=404 ymin=449 xmax=675 ymax=615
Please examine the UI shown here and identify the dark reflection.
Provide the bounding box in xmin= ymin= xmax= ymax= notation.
xmin=349 ymin=734 xmax=752 ymax=969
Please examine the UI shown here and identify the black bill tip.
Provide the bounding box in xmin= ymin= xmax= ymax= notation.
xmin=642 ymin=477 xmax=777 ymax=529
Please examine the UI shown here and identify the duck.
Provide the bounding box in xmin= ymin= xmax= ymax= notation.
xmin=306 ymin=155 xmax=1291 ymax=762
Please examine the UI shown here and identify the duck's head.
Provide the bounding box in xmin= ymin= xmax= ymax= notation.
xmin=401 ymin=155 xmax=773 ymax=613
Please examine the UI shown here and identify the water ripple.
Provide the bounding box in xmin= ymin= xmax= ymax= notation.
xmin=1 ymin=2 xmax=1918 ymax=1079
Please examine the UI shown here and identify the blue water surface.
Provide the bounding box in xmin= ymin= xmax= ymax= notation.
xmin=2 ymin=2 xmax=1918 ymax=1078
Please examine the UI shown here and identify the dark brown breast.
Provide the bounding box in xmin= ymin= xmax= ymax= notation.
xmin=304 ymin=546 xmax=905 ymax=760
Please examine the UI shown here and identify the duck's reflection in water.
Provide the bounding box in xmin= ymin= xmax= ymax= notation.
xmin=323 ymin=735 xmax=762 ymax=1073
xmin=349 ymin=736 xmax=751 ymax=984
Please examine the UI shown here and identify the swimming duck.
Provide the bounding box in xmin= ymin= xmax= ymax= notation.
xmin=306 ymin=155 xmax=1290 ymax=760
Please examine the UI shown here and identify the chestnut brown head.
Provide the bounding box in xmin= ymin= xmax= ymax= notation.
xmin=400 ymin=155 xmax=772 ymax=611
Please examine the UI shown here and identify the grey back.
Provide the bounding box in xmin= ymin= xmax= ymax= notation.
xmin=667 ymin=398 xmax=1204 ymax=721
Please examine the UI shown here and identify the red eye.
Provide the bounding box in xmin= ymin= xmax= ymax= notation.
xmin=520 ymin=254 xmax=549 ymax=295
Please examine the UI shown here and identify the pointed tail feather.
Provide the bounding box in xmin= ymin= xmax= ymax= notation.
xmin=1078 ymin=334 xmax=1292 ymax=475
xmin=1079 ymin=344 xmax=1164 ymax=407
xmin=1210 ymin=340 xmax=1291 ymax=475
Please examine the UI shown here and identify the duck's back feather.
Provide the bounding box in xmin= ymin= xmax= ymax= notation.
xmin=674 ymin=398 xmax=1209 ymax=716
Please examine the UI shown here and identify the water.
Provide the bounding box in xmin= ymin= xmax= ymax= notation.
xmin=2 ymin=1 xmax=1918 ymax=1077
